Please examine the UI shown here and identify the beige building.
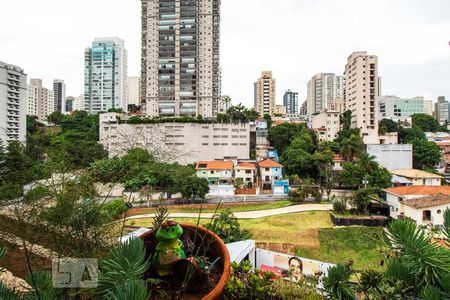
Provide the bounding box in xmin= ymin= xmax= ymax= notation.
xmin=141 ymin=0 xmax=221 ymax=118
xmin=27 ymin=79 xmax=54 ymax=121
xmin=423 ymin=100 xmax=433 ymax=116
xmin=312 ymin=109 xmax=340 ymax=141
xmin=74 ymin=94 xmax=85 ymax=112
xmin=128 ymin=76 xmax=141 ymax=106
xmin=99 ymin=113 xmax=251 ymax=165
xmin=390 ymin=169 xmax=443 ymax=186
xmin=0 ymin=61 xmax=27 ymax=145
xmin=274 ymin=105 xmax=286 ymax=115
xmin=254 ymin=71 xmax=276 ymax=116
xmin=306 ymin=73 xmax=344 ymax=115
xmin=344 ymin=51 xmax=380 ymax=143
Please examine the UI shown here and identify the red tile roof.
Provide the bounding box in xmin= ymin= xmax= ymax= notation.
xmin=258 ymin=158 xmax=283 ymax=168
xmin=384 ymin=185 xmax=450 ymax=196
xmin=195 ymin=161 xmax=234 ymax=170
xmin=236 ymin=162 xmax=257 ymax=169
xmin=333 ymin=154 xmax=359 ymax=161
xmin=402 ymin=194 xmax=450 ymax=209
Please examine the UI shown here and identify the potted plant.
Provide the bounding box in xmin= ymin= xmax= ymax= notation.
xmin=140 ymin=222 xmax=231 ymax=300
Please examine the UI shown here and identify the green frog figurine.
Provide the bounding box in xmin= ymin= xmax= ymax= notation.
xmin=151 ymin=220 xmax=186 ymax=276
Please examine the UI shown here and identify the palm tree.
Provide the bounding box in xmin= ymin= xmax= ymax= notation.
xmin=339 ymin=134 xmax=363 ymax=162
xmin=359 ymin=153 xmax=379 ymax=174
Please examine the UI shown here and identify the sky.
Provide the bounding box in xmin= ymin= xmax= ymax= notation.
xmin=1 ymin=0 xmax=449 ymax=108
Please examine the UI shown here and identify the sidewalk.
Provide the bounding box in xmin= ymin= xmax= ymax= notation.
xmin=126 ymin=203 xmax=333 ymax=220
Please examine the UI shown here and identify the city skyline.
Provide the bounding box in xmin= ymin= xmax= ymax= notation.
xmin=1 ymin=0 xmax=449 ymax=108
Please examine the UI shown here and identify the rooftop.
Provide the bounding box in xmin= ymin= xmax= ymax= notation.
xmin=384 ymin=185 xmax=450 ymax=196
xmin=258 ymin=158 xmax=283 ymax=168
xmin=390 ymin=169 xmax=443 ymax=179
xmin=403 ymin=193 xmax=450 ymax=209
xmin=236 ymin=162 xmax=257 ymax=169
xmin=195 ymin=161 xmax=234 ymax=170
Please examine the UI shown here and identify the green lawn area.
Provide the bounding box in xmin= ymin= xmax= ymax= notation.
xmin=127 ymin=211 xmax=385 ymax=271
xmin=127 ymin=200 xmax=293 ymax=215
xmin=295 ymin=227 xmax=385 ymax=271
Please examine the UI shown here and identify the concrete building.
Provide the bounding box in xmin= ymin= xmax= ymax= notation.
xmin=0 ymin=61 xmax=27 ymax=145
xmin=306 ymin=73 xmax=344 ymax=115
xmin=423 ymin=100 xmax=433 ymax=116
xmin=128 ymin=76 xmax=141 ymax=106
xmin=274 ymin=105 xmax=286 ymax=115
xmin=283 ymin=90 xmax=299 ymax=114
xmin=99 ymin=112 xmax=251 ymax=165
xmin=74 ymin=94 xmax=85 ymax=112
xmin=235 ymin=162 xmax=257 ymax=184
xmin=384 ymin=186 xmax=450 ymax=226
xmin=254 ymin=71 xmax=276 ymax=116
xmin=299 ymin=101 xmax=307 ymax=115
xmin=65 ymin=96 xmax=75 ymax=113
xmin=53 ymin=79 xmax=66 ymax=113
xmin=344 ymin=51 xmax=380 ymax=143
xmin=27 ymin=79 xmax=54 ymax=121
xmin=141 ymin=0 xmax=221 ymax=118
xmin=434 ymin=96 xmax=448 ymax=125
xmin=379 ymin=96 xmax=427 ymax=122
xmin=258 ymin=158 xmax=283 ymax=189
xmin=84 ymin=37 xmax=128 ymax=114
xmin=366 ymin=144 xmax=412 ymax=170
xmin=390 ymin=169 xmax=443 ymax=186
xmin=311 ymin=109 xmax=340 ymax=141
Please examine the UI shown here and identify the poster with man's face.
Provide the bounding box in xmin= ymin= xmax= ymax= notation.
xmin=273 ymin=254 xmax=323 ymax=281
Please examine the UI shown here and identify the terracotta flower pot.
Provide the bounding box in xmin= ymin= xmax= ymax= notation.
xmin=140 ymin=223 xmax=231 ymax=300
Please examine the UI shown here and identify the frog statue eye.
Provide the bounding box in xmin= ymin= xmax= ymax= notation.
xmin=171 ymin=228 xmax=174 ymax=232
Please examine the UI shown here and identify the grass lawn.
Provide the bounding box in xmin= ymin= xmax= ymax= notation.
xmin=127 ymin=211 xmax=385 ymax=271
xmin=126 ymin=200 xmax=293 ymax=216
xmin=295 ymin=227 xmax=385 ymax=271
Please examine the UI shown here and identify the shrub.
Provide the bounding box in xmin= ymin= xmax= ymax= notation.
xmin=101 ymin=198 xmax=129 ymax=220
xmin=234 ymin=178 xmax=244 ymax=188
xmin=333 ymin=198 xmax=347 ymax=214
xmin=205 ymin=209 xmax=252 ymax=243
xmin=289 ymin=189 xmax=307 ymax=203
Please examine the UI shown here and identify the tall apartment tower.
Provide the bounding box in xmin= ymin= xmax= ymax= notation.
xmin=434 ymin=96 xmax=448 ymax=125
xmin=84 ymin=37 xmax=128 ymax=114
xmin=141 ymin=0 xmax=221 ymax=118
xmin=306 ymin=73 xmax=344 ymax=115
xmin=0 ymin=61 xmax=27 ymax=145
xmin=53 ymin=79 xmax=66 ymax=113
xmin=27 ymin=79 xmax=54 ymax=121
xmin=283 ymin=89 xmax=299 ymax=114
xmin=344 ymin=51 xmax=380 ymax=140
xmin=254 ymin=71 xmax=276 ymax=116
xmin=128 ymin=76 xmax=141 ymax=106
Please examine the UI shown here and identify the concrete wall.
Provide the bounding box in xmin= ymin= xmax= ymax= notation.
xmin=99 ymin=113 xmax=250 ymax=164
xmin=403 ymin=203 xmax=449 ymax=226
xmin=366 ymin=144 xmax=413 ymax=170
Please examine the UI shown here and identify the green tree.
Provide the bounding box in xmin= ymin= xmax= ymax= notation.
xmin=47 ymin=111 xmax=66 ymax=125
xmin=263 ymin=113 xmax=273 ymax=128
xmin=179 ymin=176 xmax=209 ymax=202
xmin=412 ymin=138 xmax=441 ymax=169
xmin=206 ymin=209 xmax=252 ymax=243
xmin=398 ymin=126 xmax=425 ymax=143
xmin=379 ymin=118 xmax=398 ymax=134
xmin=268 ymin=123 xmax=312 ymax=155
xmin=411 ymin=113 xmax=444 ymax=132
xmin=339 ymin=162 xmax=366 ymax=188
xmin=339 ymin=134 xmax=363 ymax=162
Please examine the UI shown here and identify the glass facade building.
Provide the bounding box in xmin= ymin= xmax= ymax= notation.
xmin=84 ymin=37 xmax=128 ymax=114
xmin=379 ymin=96 xmax=425 ymax=119
xmin=283 ymin=89 xmax=299 ymax=114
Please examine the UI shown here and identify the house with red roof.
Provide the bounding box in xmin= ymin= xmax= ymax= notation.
xmin=235 ymin=162 xmax=257 ymax=184
xmin=384 ymin=186 xmax=450 ymax=226
xmin=195 ymin=160 xmax=234 ymax=185
xmin=258 ymin=158 xmax=284 ymax=189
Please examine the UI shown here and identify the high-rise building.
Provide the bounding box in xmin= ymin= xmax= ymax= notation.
xmin=423 ymin=100 xmax=433 ymax=116
xmin=344 ymin=51 xmax=380 ymax=141
xmin=53 ymin=79 xmax=66 ymax=113
xmin=27 ymin=79 xmax=54 ymax=121
xmin=0 ymin=61 xmax=27 ymax=145
xmin=283 ymin=90 xmax=299 ymax=114
xmin=254 ymin=71 xmax=276 ymax=116
xmin=74 ymin=94 xmax=85 ymax=112
xmin=299 ymin=101 xmax=307 ymax=115
xmin=434 ymin=96 xmax=448 ymax=125
xmin=65 ymin=96 xmax=75 ymax=113
xmin=84 ymin=37 xmax=128 ymax=114
xmin=379 ymin=96 xmax=427 ymax=120
xmin=128 ymin=76 xmax=141 ymax=107
xmin=306 ymin=73 xmax=344 ymax=115
xmin=141 ymin=0 xmax=221 ymax=118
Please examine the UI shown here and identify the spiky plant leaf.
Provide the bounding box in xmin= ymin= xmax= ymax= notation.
xmin=443 ymin=208 xmax=450 ymax=241
xmin=105 ymin=279 xmax=150 ymax=300
xmin=385 ymin=219 xmax=450 ymax=287
xmin=0 ymin=282 xmax=21 ymax=300
xmin=97 ymin=238 xmax=149 ymax=296
xmin=24 ymin=270 xmax=66 ymax=300
xmin=420 ymin=285 xmax=444 ymax=300
xmin=322 ymin=263 xmax=356 ymax=300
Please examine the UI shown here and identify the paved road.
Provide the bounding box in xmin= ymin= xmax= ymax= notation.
xmin=126 ymin=203 xmax=332 ymax=220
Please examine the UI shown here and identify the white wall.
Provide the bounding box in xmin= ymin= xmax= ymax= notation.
xmin=367 ymin=144 xmax=413 ymax=170
xmin=403 ymin=204 xmax=449 ymax=226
